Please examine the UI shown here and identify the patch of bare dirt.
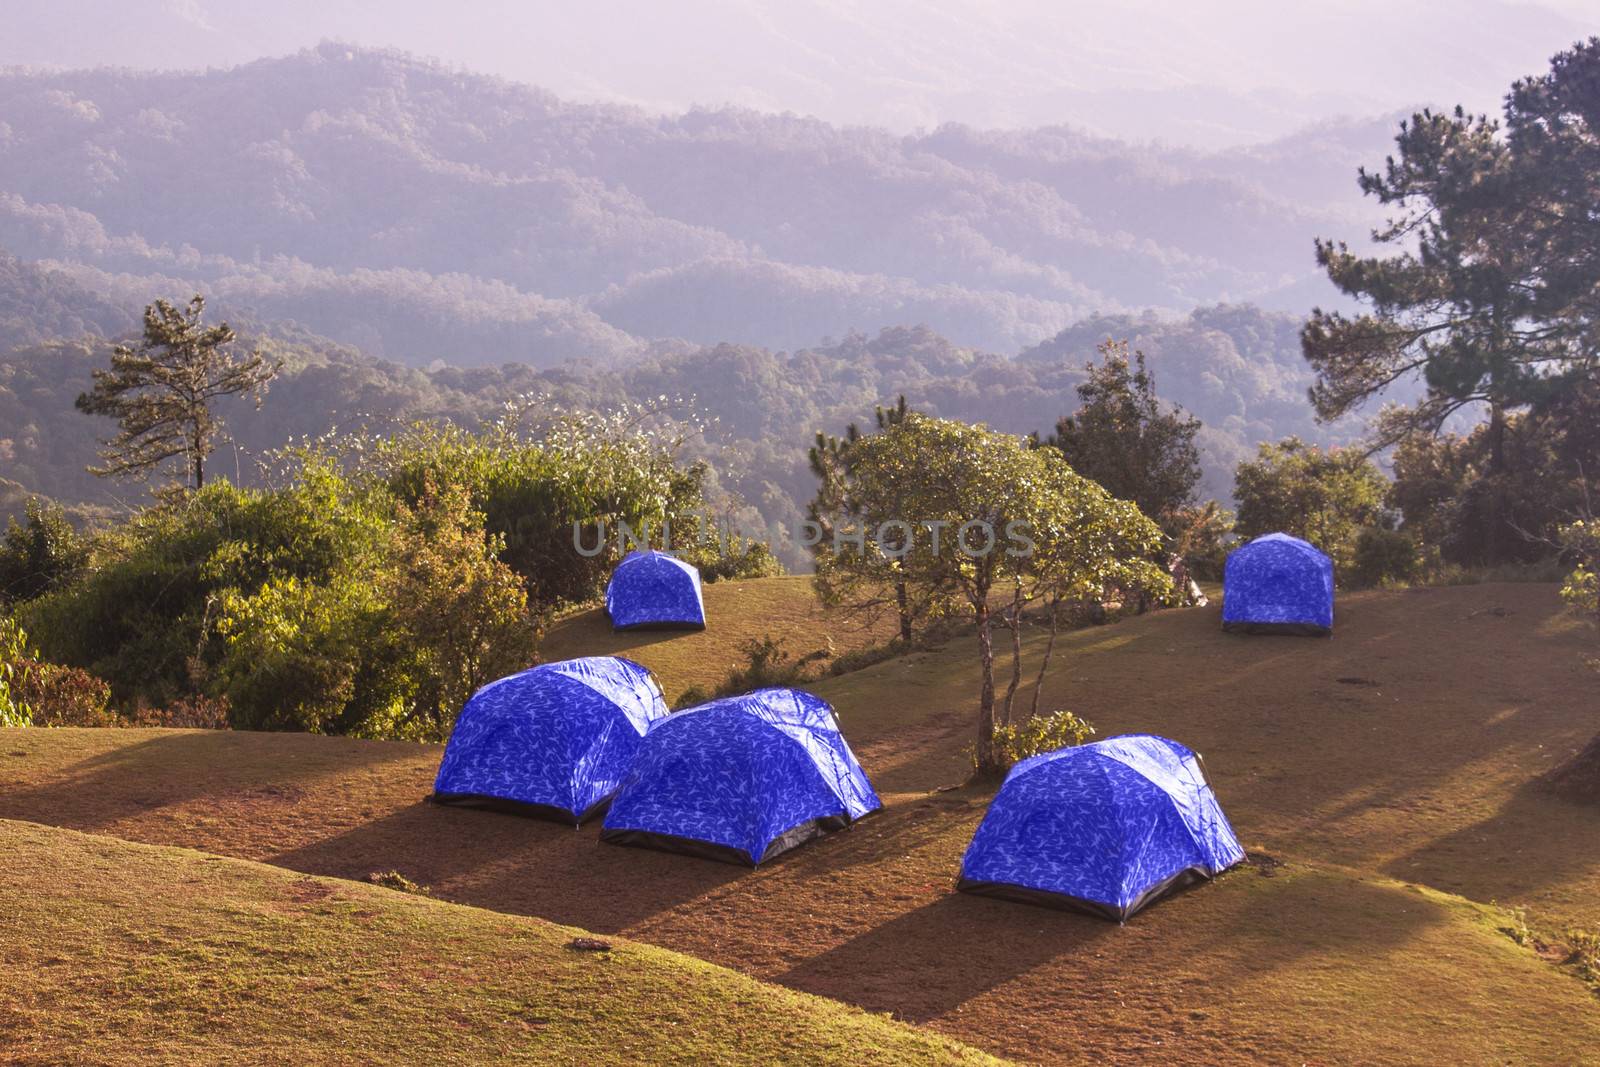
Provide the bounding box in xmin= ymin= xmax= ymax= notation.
xmin=285 ymin=877 xmax=337 ymax=905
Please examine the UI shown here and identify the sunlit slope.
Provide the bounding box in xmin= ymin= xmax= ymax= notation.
xmin=0 ymin=819 xmax=1000 ymax=1066
xmin=4 ymin=582 xmax=1598 ymax=1064
xmin=540 ymin=575 xmax=895 ymax=701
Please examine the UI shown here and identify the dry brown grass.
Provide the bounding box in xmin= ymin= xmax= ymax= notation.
xmin=0 ymin=819 xmax=998 ymax=1066
xmin=5 ymin=581 xmax=1600 ymax=1063
xmin=539 ymin=574 xmax=898 ymax=701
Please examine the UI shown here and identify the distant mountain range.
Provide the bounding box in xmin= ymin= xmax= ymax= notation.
xmin=0 ymin=44 xmax=1395 ymax=367
xmin=0 ymin=46 xmax=1415 ymax=549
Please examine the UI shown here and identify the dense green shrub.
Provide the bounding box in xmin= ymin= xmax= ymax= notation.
xmin=24 ymin=461 xmax=390 ymax=707
xmin=672 ymin=685 xmax=712 ymax=710
xmin=127 ymin=694 xmax=232 ymax=729
xmin=216 ymin=571 xmax=395 ymax=734
xmin=16 ymin=401 xmax=775 ymax=739
xmin=216 ymin=478 xmax=535 ymax=740
xmin=0 ymin=615 xmax=32 ymax=727
xmin=1558 ymin=519 xmax=1599 ymax=625
xmin=711 ymin=635 xmax=829 ymax=698
xmin=0 ymin=500 xmax=88 ymax=605
xmin=684 ymin=536 xmax=784 ymax=583
xmin=1352 ymin=528 xmax=1420 ymax=589
xmin=1389 ymin=380 xmax=1600 ymax=571
xmin=365 ymin=406 xmax=712 ymax=609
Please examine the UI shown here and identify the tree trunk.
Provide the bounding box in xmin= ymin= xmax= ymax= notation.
xmin=187 ymin=410 xmax=206 ymax=490
xmin=1001 ymin=583 xmax=1024 ymax=726
xmin=973 ymin=598 xmax=999 ymax=777
xmin=895 ymin=580 xmax=913 ymax=643
xmin=1487 ymin=401 xmax=1507 ymax=474
xmin=1030 ymin=595 xmax=1061 ymax=718
xmin=1486 ymin=400 xmax=1507 ymax=564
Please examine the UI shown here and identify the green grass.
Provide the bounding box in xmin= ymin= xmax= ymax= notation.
xmin=0 ymin=819 xmax=1001 ymax=1066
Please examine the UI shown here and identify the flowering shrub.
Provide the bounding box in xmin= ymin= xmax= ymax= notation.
xmin=1559 ymin=520 xmax=1599 ymax=623
xmin=974 ymin=709 xmax=1097 ymax=774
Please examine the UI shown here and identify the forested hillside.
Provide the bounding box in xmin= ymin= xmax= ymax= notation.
xmin=1 ymin=293 xmax=1354 ymax=557
xmin=0 ymin=45 xmax=1383 ymax=366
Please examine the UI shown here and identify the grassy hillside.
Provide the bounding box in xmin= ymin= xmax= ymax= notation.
xmin=541 ymin=574 xmax=897 ymax=701
xmin=5 ymin=579 xmax=1598 ymax=1063
xmin=0 ymin=819 xmax=998 ymax=1066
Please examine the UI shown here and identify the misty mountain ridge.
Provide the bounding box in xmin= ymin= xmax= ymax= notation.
xmin=0 ymin=43 xmax=1392 ymax=368
xmin=0 ymin=288 xmax=1364 ymax=557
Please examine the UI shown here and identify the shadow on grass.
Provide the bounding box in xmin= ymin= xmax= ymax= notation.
xmin=1379 ymin=778 xmax=1600 ymax=913
xmin=0 ymin=730 xmax=421 ymax=833
xmin=778 ymin=892 xmax=1112 ymax=1022
xmin=267 ymin=800 xmax=745 ymax=933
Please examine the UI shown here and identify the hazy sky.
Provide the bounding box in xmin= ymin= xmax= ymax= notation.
xmin=4 ymin=0 xmax=1593 ymax=147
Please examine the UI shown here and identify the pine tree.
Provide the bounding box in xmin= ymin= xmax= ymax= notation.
xmin=77 ymin=296 xmax=279 ymax=491
xmin=1044 ymin=340 xmax=1202 ymax=527
xmin=1303 ymin=40 xmax=1600 ymax=464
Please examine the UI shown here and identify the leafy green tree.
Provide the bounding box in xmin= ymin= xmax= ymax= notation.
xmin=383 ymin=478 xmax=538 ymax=738
xmin=1233 ymin=438 xmax=1389 ymax=575
xmin=368 ymin=401 xmax=711 ymax=609
xmin=829 ymin=414 xmax=1166 ymax=777
xmin=1389 ymin=377 xmax=1600 ymax=568
xmin=77 ymin=296 xmax=279 ymax=491
xmin=1014 ymin=460 xmax=1172 ymax=723
xmin=24 ymin=460 xmax=391 ymax=707
xmin=1388 ymin=432 xmax=1475 ymax=564
xmin=0 ymin=499 xmax=88 ymax=605
xmin=1044 ymin=341 xmax=1202 ymax=527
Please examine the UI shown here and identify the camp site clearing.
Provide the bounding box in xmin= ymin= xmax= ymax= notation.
xmin=4 ymin=578 xmax=1599 ymax=1065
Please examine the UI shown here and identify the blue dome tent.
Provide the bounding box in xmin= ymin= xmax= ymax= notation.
xmin=958 ymin=734 xmax=1244 ymax=921
xmin=1222 ymin=532 xmax=1334 ymax=635
xmin=605 ymin=550 xmax=706 ymax=631
xmin=601 ymin=688 xmax=880 ymax=866
xmin=432 ymin=656 xmax=669 ymax=824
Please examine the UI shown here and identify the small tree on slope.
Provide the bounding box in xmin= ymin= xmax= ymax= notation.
xmin=835 ymin=414 xmax=1167 ymax=777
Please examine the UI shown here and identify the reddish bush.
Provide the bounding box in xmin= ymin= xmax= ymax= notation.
xmin=127 ymin=694 xmax=232 ymax=730
xmin=18 ymin=660 xmax=118 ymax=727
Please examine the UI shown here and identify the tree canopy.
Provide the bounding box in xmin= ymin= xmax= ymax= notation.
xmin=1233 ymin=437 xmax=1388 ymax=576
xmin=816 ymin=413 xmax=1167 ymax=776
xmin=1303 ymin=38 xmax=1600 ymax=462
xmin=1043 ymin=339 xmax=1202 ymax=530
